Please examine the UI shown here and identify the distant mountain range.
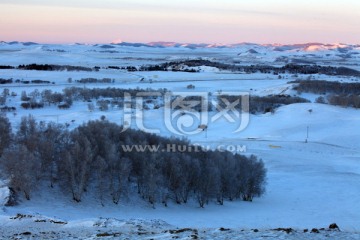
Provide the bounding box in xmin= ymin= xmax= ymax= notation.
xmin=112 ymin=42 xmax=360 ymax=51
xmin=1 ymin=41 xmax=359 ymax=52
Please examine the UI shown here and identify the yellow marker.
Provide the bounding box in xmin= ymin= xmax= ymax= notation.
xmin=269 ymin=145 xmax=282 ymax=149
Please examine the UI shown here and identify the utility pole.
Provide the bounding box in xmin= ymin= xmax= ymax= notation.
xmin=307 ymin=126 xmax=309 ymax=139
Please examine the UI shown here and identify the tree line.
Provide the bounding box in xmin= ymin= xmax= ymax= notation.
xmin=114 ymin=59 xmax=360 ymax=77
xmin=2 ymin=61 xmax=360 ymax=77
xmin=218 ymin=94 xmax=309 ymax=114
xmin=0 ymin=78 xmax=53 ymax=85
xmin=292 ymin=80 xmax=360 ymax=109
xmin=16 ymin=87 xmax=312 ymax=113
xmin=17 ymin=64 xmax=94 ymax=72
xmin=17 ymin=87 xmax=168 ymax=110
xmin=291 ymin=80 xmax=360 ymax=95
xmin=0 ymin=116 xmax=267 ymax=208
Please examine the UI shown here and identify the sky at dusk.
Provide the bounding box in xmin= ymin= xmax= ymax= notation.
xmin=0 ymin=0 xmax=359 ymax=44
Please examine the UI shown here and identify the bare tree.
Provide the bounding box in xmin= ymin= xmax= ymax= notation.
xmin=16 ymin=115 xmax=39 ymax=152
xmin=88 ymin=102 xmax=95 ymax=112
xmin=0 ymin=96 xmax=5 ymax=105
xmin=138 ymin=154 xmax=164 ymax=208
xmin=63 ymin=132 xmax=93 ymax=202
xmin=97 ymin=100 xmax=109 ymax=111
xmin=95 ymin=155 xmax=107 ymax=206
xmin=0 ymin=116 xmax=11 ymax=156
xmin=237 ymin=155 xmax=267 ymax=202
xmin=1 ymin=144 xmax=40 ymax=200
xmin=21 ymin=91 xmax=29 ymax=101
xmin=109 ymin=150 xmax=132 ymax=205
xmin=195 ymin=162 xmax=220 ymax=208
xmin=37 ymin=122 xmax=64 ymax=187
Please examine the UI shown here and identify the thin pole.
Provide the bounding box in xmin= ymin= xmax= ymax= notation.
xmin=307 ymin=126 xmax=309 ymax=139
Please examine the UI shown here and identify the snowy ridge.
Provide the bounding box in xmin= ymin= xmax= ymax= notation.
xmin=1 ymin=40 xmax=358 ymax=51
xmin=1 ymin=41 xmax=359 ymax=69
xmin=0 ymin=214 xmax=358 ymax=239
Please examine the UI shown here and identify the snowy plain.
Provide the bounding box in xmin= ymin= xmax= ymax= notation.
xmin=0 ymin=42 xmax=359 ymax=239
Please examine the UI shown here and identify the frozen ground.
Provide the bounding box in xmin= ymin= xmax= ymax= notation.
xmin=0 ymin=216 xmax=358 ymax=239
xmin=0 ymin=42 xmax=359 ymax=238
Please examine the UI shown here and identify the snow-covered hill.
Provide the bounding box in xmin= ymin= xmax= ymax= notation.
xmin=0 ymin=41 xmax=359 ymax=238
xmin=0 ymin=41 xmax=359 ymax=67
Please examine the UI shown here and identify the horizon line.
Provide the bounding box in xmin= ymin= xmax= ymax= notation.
xmin=1 ymin=40 xmax=358 ymax=46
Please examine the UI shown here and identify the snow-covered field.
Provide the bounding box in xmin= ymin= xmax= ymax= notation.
xmin=0 ymin=42 xmax=359 ymax=239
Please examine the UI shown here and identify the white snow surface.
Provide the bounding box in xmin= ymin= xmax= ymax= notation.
xmin=0 ymin=42 xmax=359 ymax=238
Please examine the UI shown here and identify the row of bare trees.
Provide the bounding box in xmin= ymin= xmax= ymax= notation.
xmin=292 ymin=80 xmax=360 ymax=108
xmin=0 ymin=116 xmax=267 ymax=207
xmin=292 ymin=80 xmax=360 ymax=95
xmin=218 ymin=94 xmax=309 ymax=114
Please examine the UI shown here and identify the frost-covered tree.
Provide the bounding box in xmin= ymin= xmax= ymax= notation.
xmin=0 ymin=144 xmax=40 ymax=200
xmin=16 ymin=115 xmax=39 ymax=152
xmin=88 ymin=102 xmax=95 ymax=112
xmin=237 ymin=155 xmax=267 ymax=202
xmin=0 ymin=116 xmax=11 ymax=156
xmin=63 ymin=132 xmax=93 ymax=202
xmin=37 ymin=122 xmax=64 ymax=187
xmin=195 ymin=160 xmax=221 ymax=208
xmin=0 ymin=116 xmax=267 ymax=205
